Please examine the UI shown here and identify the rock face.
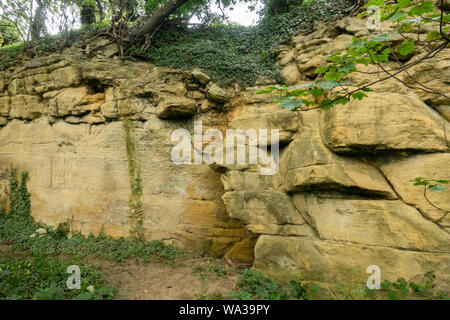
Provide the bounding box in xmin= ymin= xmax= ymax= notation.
xmin=0 ymin=16 xmax=449 ymax=291
xmin=0 ymin=54 xmax=248 ymax=258
xmin=320 ymin=92 xmax=448 ymax=154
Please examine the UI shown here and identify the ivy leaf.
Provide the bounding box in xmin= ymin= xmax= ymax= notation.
xmin=397 ymin=40 xmax=415 ymax=56
xmin=426 ymin=31 xmax=442 ymax=41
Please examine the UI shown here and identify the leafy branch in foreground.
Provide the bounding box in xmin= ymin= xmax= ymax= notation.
xmin=257 ymin=0 xmax=450 ymax=112
xmin=410 ymin=177 xmax=449 ymax=222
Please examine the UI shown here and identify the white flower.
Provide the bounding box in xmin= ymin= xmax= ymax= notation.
xmin=86 ymin=285 xmax=95 ymax=293
xmin=29 ymin=233 xmax=36 ymax=238
xmin=36 ymin=228 xmax=47 ymax=235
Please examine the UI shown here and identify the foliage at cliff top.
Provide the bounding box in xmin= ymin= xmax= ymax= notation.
xmin=0 ymin=0 xmax=354 ymax=85
xmin=131 ymin=0 xmax=353 ymax=85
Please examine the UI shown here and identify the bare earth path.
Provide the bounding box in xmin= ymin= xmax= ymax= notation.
xmin=99 ymin=257 xmax=243 ymax=299
xmin=0 ymin=244 xmax=245 ymax=300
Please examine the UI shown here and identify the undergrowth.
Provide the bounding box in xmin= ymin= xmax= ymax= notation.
xmin=230 ymin=269 xmax=307 ymax=300
xmin=132 ymin=0 xmax=353 ymax=86
xmin=0 ymin=251 xmax=117 ymax=300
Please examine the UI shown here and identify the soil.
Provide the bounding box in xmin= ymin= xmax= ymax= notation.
xmin=0 ymin=244 xmax=247 ymax=299
xmin=98 ymin=257 xmax=245 ymax=300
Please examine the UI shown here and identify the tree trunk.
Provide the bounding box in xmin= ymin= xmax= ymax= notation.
xmin=133 ymin=0 xmax=189 ymax=39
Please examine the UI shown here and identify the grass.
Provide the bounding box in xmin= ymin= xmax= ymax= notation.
xmin=0 ymin=249 xmax=117 ymax=300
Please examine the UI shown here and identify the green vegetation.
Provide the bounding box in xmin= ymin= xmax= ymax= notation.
xmin=0 ymin=23 xmax=107 ymax=70
xmin=192 ymin=258 xmax=230 ymax=279
xmin=0 ymin=252 xmax=117 ymax=300
xmin=132 ymin=0 xmax=353 ymax=85
xmin=1 ymin=170 xmax=191 ymax=262
xmin=122 ymin=118 xmax=145 ymax=238
xmin=377 ymin=274 xmax=449 ymax=300
xmin=229 ymin=269 xmax=307 ymax=300
xmin=411 ymin=177 xmax=449 ymax=193
xmin=329 ymin=273 xmax=449 ymax=300
xmin=257 ymin=0 xmax=449 ymax=110
xmin=0 ymin=169 xmax=194 ymax=299
xmin=0 ymin=0 xmax=353 ymax=85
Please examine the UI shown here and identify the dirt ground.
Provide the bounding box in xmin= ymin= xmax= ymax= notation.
xmin=99 ymin=257 xmax=244 ymax=300
xmin=0 ymin=244 xmax=246 ymax=300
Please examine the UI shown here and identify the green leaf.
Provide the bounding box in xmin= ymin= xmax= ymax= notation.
xmin=280 ymin=99 xmax=303 ymax=111
xmin=314 ymin=65 xmax=329 ymax=73
xmin=366 ymin=0 xmax=384 ymax=7
xmin=309 ymin=87 xmax=324 ymax=98
xmin=73 ymin=292 xmax=94 ymax=300
xmin=408 ymin=1 xmax=434 ymax=16
xmin=426 ymin=31 xmax=442 ymax=41
xmin=256 ymin=89 xmax=274 ymax=94
xmin=287 ymin=89 xmax=308 ymax=97
xmin=351 ymin=91 xmax=368 ymax=100
xmin=324 ymin=70 xmax=340 ymax=81
xmin=397 ymin=40 xmax=415 ymax=56
xmin=316 ymin=80 xmax=339 ymax=90
xmin=397 ymin=0 xmax=412 ymax=8
xmin=338 ymin=62 xmax=356 ymax=74
xmin=391 ymin=11 xmax=407 ymax=22
xmin=387 ymin=291 xmax=400 ymax=300
xmin=428 ymin=184 xmax=448 ymax=192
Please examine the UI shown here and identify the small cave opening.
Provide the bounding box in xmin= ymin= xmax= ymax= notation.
xmin=85 ymin=78 xmax=108 ymax=94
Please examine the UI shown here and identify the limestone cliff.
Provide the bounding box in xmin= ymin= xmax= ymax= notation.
xmin=0 ymin=16 xmax=449 ymax=289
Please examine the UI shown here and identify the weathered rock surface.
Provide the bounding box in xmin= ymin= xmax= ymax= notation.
xmin=293 ymin=193 xmax=450 ymax=252
xmin=156 ymin=96 xmax=196 ymax=119
xmin=320 ymin=92 xmax=448 ymax=153
xmin=281 ymin=110 xmax=396 ymax=198
xmin=0 ymin=21 xmax=449 ymax=290
xmin=378 ymin=153 xmax=450 ymax=226
xmin=254 ymin=235 xmax=450 ymax=287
